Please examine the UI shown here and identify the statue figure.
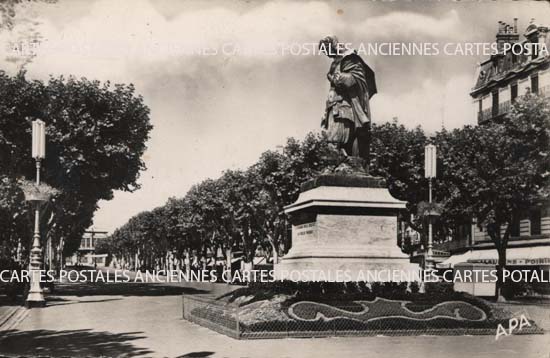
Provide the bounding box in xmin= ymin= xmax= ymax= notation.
xmin=320 ymin=36 xmax=377 ymax=171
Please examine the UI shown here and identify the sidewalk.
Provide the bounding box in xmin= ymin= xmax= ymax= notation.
xmin=0 ymin=295 xmax=26 ymax=332
xmin=55 ymin=266 xmax=238 ymax=298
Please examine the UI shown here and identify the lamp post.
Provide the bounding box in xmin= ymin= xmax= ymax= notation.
xmin=424 ymin=144 xmax=437 ymax=271
xmin=26 ymin=119 xmax=46 ymax=307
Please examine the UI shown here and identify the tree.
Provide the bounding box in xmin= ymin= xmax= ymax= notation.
xmin=0 ymin=71 xmax=152 ymax=265
xmin=103 ymin=125 xmax=437 ymax=272
xmin=251 ymin=151 xmax=287 ymax=264
xmin=252 ymin=132 xmax=340 ymax=262
xmin=103 ymin=126 xmax=432 ymax=268
xmin=163 ymin=197 xmax=191 ymax=264
xmin=370 ymin=120 xmax=428 ymax=231
xmin=0 ymin=176 xmax=29 ymax=259
xmin=437 ymin=94 xmax=549 ymax=297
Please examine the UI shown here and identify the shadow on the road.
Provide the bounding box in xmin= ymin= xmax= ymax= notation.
xmin=0 ymin=328 xmax=152 ymax=357
xmin=46 ymin=296 xmax=123 ymax=306
xmin=52 ymin=282 xmax=208 ymax=297
xmin=177 ymin=352 xmax=215 ymax=358
xmin=0 ymin=294 xmax=24 ymax=307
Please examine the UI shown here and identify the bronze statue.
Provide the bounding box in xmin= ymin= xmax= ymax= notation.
xmin=320 ymin=36 xmax=377 ymax=171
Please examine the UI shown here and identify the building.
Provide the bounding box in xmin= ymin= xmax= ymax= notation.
xmin=66 ymin=228 xmax=109 ymax=267
xmin=472 ymin=18 xmax=550 ymax=123
xmin=438 ymin=19 xmax=550 ymax=294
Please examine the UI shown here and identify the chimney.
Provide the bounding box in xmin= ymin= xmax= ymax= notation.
xmin=496 ymin=19 xmax=520 ymax=51
xmin=513 ymin=18 xmax=518 ymax=33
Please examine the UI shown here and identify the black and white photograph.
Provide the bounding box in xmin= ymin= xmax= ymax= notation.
xmin=0 ymin=0 xmax=549 ymax=357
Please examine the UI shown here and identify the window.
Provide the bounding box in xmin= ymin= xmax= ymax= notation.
xmin=531 ymin=75 xmax=539 ymax=94
xmin=530 ymin=209 xmax=542 ymax=236
xmin=492 ymin=91 xmax=499 ymax=116
xmin=476 ymin=99 xmax=483 ymax=121
xmin=511 ymin=83 xmax=518 ymax=101
xmin=510 ymin=219 xmax=520 ymax=237
xmin=457 ymin=224 xmax=471 ymax=243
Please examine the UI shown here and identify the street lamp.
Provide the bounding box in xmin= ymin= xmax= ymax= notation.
xmin=26 ymin=119 xmax=46 ymax=307
xmin=424 ymin=144 xmax=436 ymax=270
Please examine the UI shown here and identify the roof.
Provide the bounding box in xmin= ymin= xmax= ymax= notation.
xmin=471 ymin=21 xmax=550 ymax=96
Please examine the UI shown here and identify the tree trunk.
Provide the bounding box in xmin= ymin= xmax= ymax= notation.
xmin=241 ymin=230 xmax=255 ymax=269
xmin=496 ymin=245 xmax=507 ymax=300
xmin=272 ymin=248 xmax=278 ymax=265
xmin=226 ymin=247 xmax=232 ymax=270
xmin=58 ymin=237 xmax=65 ymax=271
xmin=135 ymin=248 xmax=140 ymax=271
xmin=268 ymin=236 xmax=278 ymax=264
xmin=202 ymin=245 xmax=208 ymax=270
xmin=490 ymin=220 xmax=511 ymax=301
xmin=184 ymin=250 xmax=191 ymax=276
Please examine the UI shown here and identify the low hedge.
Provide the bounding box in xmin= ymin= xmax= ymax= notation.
xmin=225 ymin=281 xmax=416 ymax=302
xmin=240 ymin=316 xmax=507 ymax=334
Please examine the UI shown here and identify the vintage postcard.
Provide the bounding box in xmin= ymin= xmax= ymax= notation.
xmin=0 ymin=1 xmax=549 ymax=357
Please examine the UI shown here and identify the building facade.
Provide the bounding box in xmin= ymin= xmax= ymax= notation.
xmin=437 ymin=19 xmax=550 ymax=286
xmin=472 ymin=18 xmax=550 ymax=123
xmin=66 ymin=228 xmax=109 ymax=267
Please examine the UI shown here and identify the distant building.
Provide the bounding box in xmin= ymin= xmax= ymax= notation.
xmin=472 ymin=18 xmax=550 ymax=123
xmin=438 ymin=19 xmax=550 ymax=286
xmin=66 ymin=228 xmax=109 ymax=267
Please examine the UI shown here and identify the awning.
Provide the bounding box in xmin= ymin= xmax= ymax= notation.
xmin=438 ymin=251 xmax=473 ymax=268
xmin=440 ymin=246 xmax=550 ymax=268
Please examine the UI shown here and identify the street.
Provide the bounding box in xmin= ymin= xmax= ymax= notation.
xmin=0 ymin=275 xmax=549 ymax=358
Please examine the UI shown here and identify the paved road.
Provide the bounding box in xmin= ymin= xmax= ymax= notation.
xmin=0 ymin=278 xmax=548 ymax=357
xmin=494 ymin=301 xmax=550 ymax=331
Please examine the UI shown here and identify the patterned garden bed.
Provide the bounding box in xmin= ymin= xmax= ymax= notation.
xmin=183 ymin=294 xmax=544 ymax=339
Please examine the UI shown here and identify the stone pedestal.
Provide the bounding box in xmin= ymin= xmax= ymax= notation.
xmin=274 ymin=174 xmax=419 ymax=282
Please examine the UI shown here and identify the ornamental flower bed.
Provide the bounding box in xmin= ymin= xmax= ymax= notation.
xmin=183 ymin=281 xmax=544 ymax=338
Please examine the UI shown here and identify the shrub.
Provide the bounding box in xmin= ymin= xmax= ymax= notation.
xmin=225 ymin=281 xmax=430 ymax=304
xmin=424 ymin=281 xmax=454 ymax=297
xmin=409 ymin=281 xmax=420 ymax=294
xmin=501 ymin=280 xmax=532 ymax=299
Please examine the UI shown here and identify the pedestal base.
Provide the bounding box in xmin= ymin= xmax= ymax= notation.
xmin=26 ymin=269 xmax=46 ymax=308
xmin=274 ymin=173 xmax=420 ymax=282
xmin=25 ymin=298 xmax=46 ymax=308
xmin=274 ymin=257 xmax=420 ymax=282
xmin=26 ymin=289 xmax=46 ymax=308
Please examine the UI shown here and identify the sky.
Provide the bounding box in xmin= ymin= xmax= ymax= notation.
xmin=1 ymin=0 xmax=549 ymax=233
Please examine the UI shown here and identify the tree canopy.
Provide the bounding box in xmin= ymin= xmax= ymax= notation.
xmin=0 ymin=71 xmax=152 ymax=263
xmin=95 ymin=94 xmax=550 ymax=298
xmin=434 ymin=94 xmax=549 ymax=296
xmin=101 ymin=125 xmax=431 ymax=270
